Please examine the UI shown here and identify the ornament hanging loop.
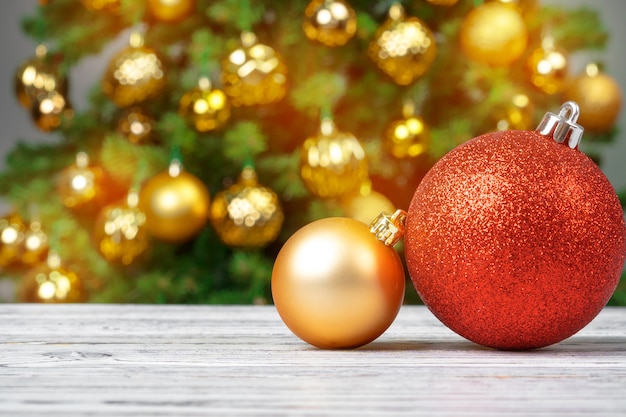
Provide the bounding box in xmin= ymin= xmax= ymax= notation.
xmin=536 ymin=101 xmax=584 ymax=149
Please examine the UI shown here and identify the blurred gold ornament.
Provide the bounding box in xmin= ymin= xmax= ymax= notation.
xmin=384 ymin=100 xmax=429 ymax=158
xmin=20 ymin=219 xmax=49 ymax=267
xmin=494 ymin=93 xmax=534 ymax=131
xmin=300 ymin=117 xmax=368 ymax=198
xmin=303 ymin=0 xmax=357 ymax=47
xmin=459 ymin=2 xmax=527 ymax=67
xmin=31 ymin=90 xmax=74 ymax=132
xmin=341 ymin=183 xmax=395 ymax=226
xmin=526 ymin=37 xmax=568 ymax=95
xmin=14 ymin=45 xmax=68 ymax=110
xmin=565 ymin=63 xmax=623 ymax=133
xmin=57 ymin=152 xmax=123 ymax=213
xmin=94 ymin=192 xmax=149 ymax=265
xmin=0 ymin=213 xmax=25 ymax=268
xmin=210 ymin=166 xmax=284 ymax=248
xmin=485 ymin=0 xmax=538 ymax=19
xmin=20 ymin=253 xmax=86 ymax=303
xmin=116 ymin=107 xmax=158 ymax=145
xmin=102 ymin=32 xmax=166 ymax=108
xmin=138 ymin=161 xmax=211 ymax=243
xmin=147 ymin=0 xmax=195 ymax=23
xmin=81 ymin=0 xmax=120 ymax=12
xmin=221 ymin=31 xmax=288 ymax=106
xmin=179 ymin=77 xmax=231 ymax=132
xmin=425 ymin=0 xmax=458 ymax=5
xmin=368 ymin=3 xmax=436 ymax=85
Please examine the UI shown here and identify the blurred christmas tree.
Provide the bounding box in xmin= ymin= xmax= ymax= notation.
xmin=1 ymin=0 xmax=624 ymax=304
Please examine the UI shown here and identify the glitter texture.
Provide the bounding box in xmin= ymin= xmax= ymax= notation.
xmin=405 ymin=129 xmax=626 ymax=350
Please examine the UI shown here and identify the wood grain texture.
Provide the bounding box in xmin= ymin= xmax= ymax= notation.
xmin=1 ymin=304 xmax=625 ymax=416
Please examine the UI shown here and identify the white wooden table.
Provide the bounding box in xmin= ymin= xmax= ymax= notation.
xmin=0 ymin=304 xmax=625 ymax=416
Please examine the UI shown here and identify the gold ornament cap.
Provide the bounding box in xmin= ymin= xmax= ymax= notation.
xmin=369 ymin=209 xmax=407 ymax=247
xmin=536 ymin=101 xmax=584 ymax=149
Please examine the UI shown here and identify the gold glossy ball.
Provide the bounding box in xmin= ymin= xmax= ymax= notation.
xmin=303 ymin=0 xmax=357 ymax=47
xmin=20 ymin=221 xmax=49 ymax=267
xmin=300 ymin=118 xmax=368 ymax=198
xmin=14 ymin=47 xmax=68 ymax=110
xmin=94 ymin=196 xmax=149 ymax=265
xmin=385 ymin=115 xmax=430 ymax=158
xmin=494 ymin=93 xmax=534 ymax=131
xmin=81 ymin=0 xmax=120 ymax=12
xmin=179 ymin=79 xmax=231 ymax=132
xmin=341 ymin=190 xmax=396 ymax=226
xmin=368 ymin=3 xmax=436 ymax=85
xmin=459 ymin=2 xmax=527 ymax=67
xmin=565 ymin=65 xmax=623 ymax=133
xmin=526 ymin=43 xmax=568 ymax=94
xmin=210 ymin=167 xmax=283 ymax=248
xmin=138 ymin=167 xmax=211 ymax=243
xmin=20 ymin=260 xmax=87 ymax=303
xmin=221 ymin=32 xmax=287 ymax=106
xmin=116 ymin=107 xmax=158 ymax=145
xmin=0 ymin=213 xmax=26 ymax=268
xmin=272 ymin=217 xmax=405 ymax=349
xmin=102 ymin=45 xmax=166 ymax=108
xmin=31 ymin=90 xmax=73 ymax=132
xmin=147 ymin=0 xmax=195 ymax=23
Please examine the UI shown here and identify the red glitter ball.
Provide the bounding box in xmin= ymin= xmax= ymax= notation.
xmin=405 ymin=129 xmax=626 ymax=350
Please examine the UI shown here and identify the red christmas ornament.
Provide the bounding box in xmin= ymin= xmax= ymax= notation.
xmin=405 ymin=101 xmax=626 ymax=350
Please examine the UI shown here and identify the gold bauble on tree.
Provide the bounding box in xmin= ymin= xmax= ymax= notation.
xmin=384 ymin=100 xmax=430 ymax=159
xmin=425 ymin=0 xmax=458 ymax=5
xmin=0 ymin=213 xmax=26 ymax=269
xmin=20 ymin=219 xmax=49 ymax=267
xmin=221 ymin=31 xmax=287 ymax=106
xmin=102 ymin=32 xmax=166 ymax=108
xmin=303 ymin=0 xmax=357 ymax=47
xmin=341 ymin=183 xmax=396 ymax=226
xmin=81 ymin=0 xmax=120 ymax=12
xmin=210 ymin=166 xmax=284 ymax=248
xmin=94 ymin=192 xmax=149 ymax=265
xmin=493 ymin=93 xmax=534 ymax=131
xmin=526 ymin=37 xmax=568 ymax=95
xmin=116 ymin=107 xmax=158 ymax=145
xmin=565 ymin=63 xmax=623 ymax=133
xmin=31 ymin=90 xmax=74 ymax=132
xmin=459 ymin=2 xmax=527 ymax=67
xmin=368 ymin=3 xmax=436 ymax=85
xmin=56 ymin=152 xmax=124 ymax=214
xmin=300 ymin=117 xmax=368 ymax=198
xmin=138 ymin=160 xmax=211 ymax=243
xmin=179 ymin=77 xmax=231 ymax=132
xmin=147 ymin=0 xmax=196 ymax=23
xmin=19 ymin=253 xmax=87 ymax=303
xmin=14 ymin=45 xmax=68 ymax=110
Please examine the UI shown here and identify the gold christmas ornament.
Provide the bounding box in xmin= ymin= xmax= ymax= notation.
xmin=14 ymin=45 xmax=68 ymax=110
xmin=494 ymin=93 xmax=534 ymax=131
xmin=81 ymin=0 xmax=120 ymax=12
xmin=147 ymin=0 xmax=196 ymax=23
xmin=138 ymin=160 xmax=211 ymax=243
xmin=0 ymin=213 xmax=26 ymax=268
xmin=221 ymin=31 xmax=288 ymax=106
xmin=20 ymin=253 xmax=86 ymax=303
xmin=300 ymin=117 xmax=368 ymax=198
xmin=102 ymin=32 xmax=166 ymax=108
xmin=565 ymin=63 xmax=623 ymax=133
xmin=384 ymin=100 xmax=429 ymax=158
xmin=368 ymin=3 xmax=436 ymax=85
xmin=210 ymin=166 xmax=284 ymax=248
xmin=116 ymin=107 xmax=158 ymax=145
xmin=459 ymin=2 xmax=527 ymax=67
xmin=179 ymin=77 xmax=231 ymax=132
xmin=486 ymin=0 xmax=539 ymax=19
xmin=57 ymin=152 xmax=123 ymax=213
xmin=341 ymin=184 xmax=395 ymax=226
xmin=94 ymin=192 xmax=149 ymax=265
xmin=272 ymin=211 xmax=407 ymax=349
xmin=31 ymin=90 xmax=74 ymax=132
xmin=425 ymin=0 xmax=458 ymax=5
xmin=20 ymin=219 xmax=49 ymax=267
xmin=303 ymin=0 xmax=357 ymax=47
xmin=526 ymin=37 xmax=568 ymax=95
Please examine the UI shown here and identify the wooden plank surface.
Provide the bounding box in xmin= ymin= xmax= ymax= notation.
xmin=0 ymin=304 xmax=625 ymax=416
